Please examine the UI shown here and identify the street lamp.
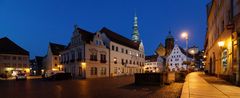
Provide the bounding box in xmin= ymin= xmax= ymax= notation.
xmin=218 ymin=41 xmax=225 ymax=47
xmin=181 ymin=32 xmax=189 ymax=72
xmin=188 ymin=46 xmax=199 ymax=70
xmin=81 ymin=62 xmax=86 ymax=78
xmin=181 ymin=32 xmax=189 ymax=50
xmin=203 ymin=55 xmax=206 ymax=58
xmin=218 ymin=41 xmax=225 ymax=78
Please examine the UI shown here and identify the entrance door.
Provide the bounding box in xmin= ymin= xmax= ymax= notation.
xmin=79 ymin=67 xmax=82 ymax=77
xmin=213 ymin=53 xmax=216 ymax=75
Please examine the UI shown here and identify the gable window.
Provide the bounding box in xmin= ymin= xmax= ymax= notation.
xmin=77 ymin=49 xmax=82 ymax=61
xmin=116 ymin=46 xmax=118 ymax=51
xmin=90 ymin=53 xmax=97 ymax=61
xmin=100 ymin=54 xmax=106 ymax=63
xmin=112 ymin=45 xmax=115 ymax=51
xmin=121 ymin=59 xmax=124 ymax=65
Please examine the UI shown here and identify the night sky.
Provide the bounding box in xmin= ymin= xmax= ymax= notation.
xmin=0 ymin=0 xmax=210 ymax=58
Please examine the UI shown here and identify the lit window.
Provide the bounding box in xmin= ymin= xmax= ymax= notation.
xmin=114 ymin=57 xmax=117 ymax=64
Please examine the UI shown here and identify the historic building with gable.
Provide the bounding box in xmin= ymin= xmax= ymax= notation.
xmin=144 ymin=55 xmax=164 ymax=73
xmin=43 ymin=43 xmax=66 ymax=71
xmin=60 ymin=14 xmax=145 ymax=78
xmin=166 ymin=44 xmax=190 ymax=71
xmin=0 ymin=37 xmax=30 ymax=76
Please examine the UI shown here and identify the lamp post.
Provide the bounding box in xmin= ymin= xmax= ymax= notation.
xmin=181 ymin=32 xmax=189 ymax=50
xmin=181 ymin=32 xmax=189 ymax=72
xmin=188 ymin=46 xmax=199 ymax=70
xmin=218 ymin=41 xmax=225 ymax=78
xmin=81 ymin=62 xmax=86 ymax=79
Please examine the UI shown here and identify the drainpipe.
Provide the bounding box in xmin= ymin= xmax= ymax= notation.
xmin=109 ymin=44 xmax=111 ymax=78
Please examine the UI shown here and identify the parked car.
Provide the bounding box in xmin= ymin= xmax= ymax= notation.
xmin=46 ymin=73 xmax=72 ymax=80
xmin=0 ymin=73 xmax=8 ymax=78
xmin=42 ymin=70 xmax=64 ymax=78
xmin=16 ymin=73 xmax=27 ymax=80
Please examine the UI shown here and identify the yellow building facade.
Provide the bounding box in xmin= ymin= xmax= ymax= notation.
xmin=205 ymin=0 xmax=240 ymax=84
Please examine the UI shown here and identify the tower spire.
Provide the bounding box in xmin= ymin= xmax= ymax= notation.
xmin=132 ymin=12 xmax=140 ymax=42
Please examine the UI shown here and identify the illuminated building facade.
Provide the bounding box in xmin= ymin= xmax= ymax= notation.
xmin=0 ymin=37 xmax=30 ymax=76
xmin=205 ymin=0 xmax=240 ymax=84
xmin=43 ymin=43 xmax=66 ymax=71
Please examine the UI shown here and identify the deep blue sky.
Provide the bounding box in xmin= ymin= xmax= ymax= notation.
xmin=0 ymin=0 xmax=210 ymax=58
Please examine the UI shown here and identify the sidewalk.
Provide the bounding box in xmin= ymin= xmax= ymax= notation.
xmin=181 ymin=72 xmax=240 ymax=98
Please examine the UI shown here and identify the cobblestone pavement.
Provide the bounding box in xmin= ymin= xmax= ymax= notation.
xmin=147 ymin=83 xmax=183 ymax=98
xmin=0 ymin=76 xmax=183 ymax=98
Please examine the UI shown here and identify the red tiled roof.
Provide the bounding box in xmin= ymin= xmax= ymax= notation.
xmin=145 ymin=55 xmax=158 ymax=62
xmin=100 ymin=27 xmax=140 ymax=50
xmin=49 ymin=43 xmax=66 ymax=55
xmin=0 ymin=37 xmax=29 ymax=55
xmin=77 ymin=28 xmax=94 ymax=43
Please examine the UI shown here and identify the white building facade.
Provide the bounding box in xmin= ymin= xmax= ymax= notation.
xmin=167 ymin=44 xmax=189 ymax=71
xmin=144 ymin=55 xmax=164 ymax=73
xmin=100 ymin=28 xmax=145 ymax=76
xmin=60 ymin=27 xmax=110 ymax=78
xmin=60 ymin=26 xmax=145 ymax=78
xmin=60 ymin=14 xmax=145 ymax=78
xmin=43 ymin=43 xmax=65 ymax=71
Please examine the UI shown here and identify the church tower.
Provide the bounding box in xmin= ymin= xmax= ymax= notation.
xmin=132 ymin=13 xmax=140 ymax=42
xmin=165 ymin=31 xmax=175 ymax=55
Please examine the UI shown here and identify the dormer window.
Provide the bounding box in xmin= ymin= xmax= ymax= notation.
xmin=95 ymin=40 xmax=99 ymax=45
xmin=112 ymin=45 xmax=115 ymax=50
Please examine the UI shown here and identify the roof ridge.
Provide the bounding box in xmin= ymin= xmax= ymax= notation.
xmin=100 ymin=27 xmax=140 ymax=50
xmin=0 ymin=37 xmax=29 ymax=55
xmin=100 ymin=27 xmax=134 ymax=42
